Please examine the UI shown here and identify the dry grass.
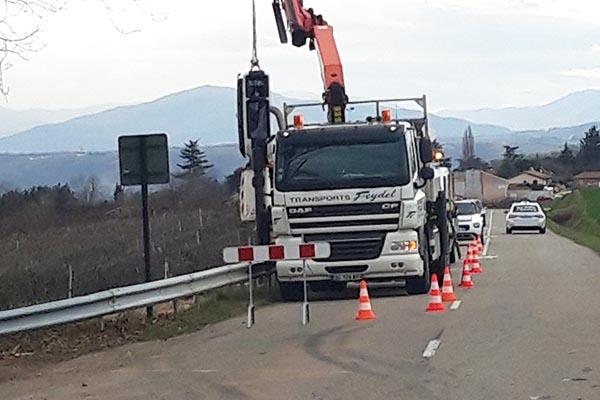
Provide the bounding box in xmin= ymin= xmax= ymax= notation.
xmin=0 ymin=177 xmax=253 ymax=310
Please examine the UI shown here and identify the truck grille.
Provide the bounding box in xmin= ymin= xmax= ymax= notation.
xmin=305 ymin=232 xmax=385 ymax=262
xmin=287 ymin=203 xmax=400 ymax=234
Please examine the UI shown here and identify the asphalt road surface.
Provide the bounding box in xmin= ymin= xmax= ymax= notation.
xmin=1 ymin=210 xmax=599 ymax=400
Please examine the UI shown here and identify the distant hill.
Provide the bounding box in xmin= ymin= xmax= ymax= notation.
xmin=0 ymin=85 xmax=597 ymax=192
xmin=438 ymin=89 xmax=600 ymax=131
xmin=0 ymin=144 xmax=245 ymax=193
xmin=0 ymin=104 xmax=117 ymax=138
xmin=0 ymin=86 xmax=287 ymax=153
xmin=0 ymin=85 xmax=514 ymax=154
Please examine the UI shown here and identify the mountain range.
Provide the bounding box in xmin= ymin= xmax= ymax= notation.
xmin=438 ymin=89 xmax=600 ymax=131
xmin=0 ymin=103 xmax=118 ymax=139
xmin=0 ymin=86 xmax=599 ymax=191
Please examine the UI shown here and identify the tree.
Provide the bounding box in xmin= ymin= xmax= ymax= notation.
xmin=0 ymin=1 xmax=64 ymax=94
xmin=457 ymin=156 xmax=489 ymax=171
xmin=177 ymin=140 xmax=213 ymax=176
xmin=494 ymin=145 xmax=522 ymax=178
xmin=575 ymin=125 xmax=600 ymax=172
xmin=558 ymin=142 xmax=574 ymax=164
xmin=0 ymin=1 xmax=157 ymax=94
xmin=502 ymin=145 xmax=520 ymax=161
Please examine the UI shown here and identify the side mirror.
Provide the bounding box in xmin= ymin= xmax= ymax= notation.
xmin=419 ymin=138 xmax=434 ymax=163
xmin=503 ymin=210 xmax=509 ymax=214
xmin=420 ymin=166 xmax=434 ymax=180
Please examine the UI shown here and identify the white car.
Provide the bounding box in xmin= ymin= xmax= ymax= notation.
xmin=505 ymin=201 xmax=546 ymax=234
xmin=455 ymin=200 xmax=485 ymax=241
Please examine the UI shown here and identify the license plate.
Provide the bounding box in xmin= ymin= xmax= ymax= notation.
xmin=331 ymin=273 xmax=363 ymax=282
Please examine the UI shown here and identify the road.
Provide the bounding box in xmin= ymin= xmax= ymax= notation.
xmin=1 ymin=209 xmax=599 ymax=400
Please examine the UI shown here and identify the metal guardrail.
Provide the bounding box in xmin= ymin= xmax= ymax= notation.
xmin=0 ymin=263 xmax=248 ymax=336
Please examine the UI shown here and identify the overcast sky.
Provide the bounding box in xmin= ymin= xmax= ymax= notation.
xmin=4 ymin=0 xmax=600 ymax=111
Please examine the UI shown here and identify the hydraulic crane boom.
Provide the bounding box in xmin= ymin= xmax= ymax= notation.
xmin=272 ymin=0 xmax=347 ymax=124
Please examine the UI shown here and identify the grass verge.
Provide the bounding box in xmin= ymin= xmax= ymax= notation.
xmin=547 ymin=219 xmax=600 ymax=253
xmin=547 ymin=188 xmax=600 ymax=253
xmin=142 ymin=284 xmax=278 ymax=341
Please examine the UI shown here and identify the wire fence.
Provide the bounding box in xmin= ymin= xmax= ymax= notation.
xmin=0 ymin=184 xmax=252 ymax=311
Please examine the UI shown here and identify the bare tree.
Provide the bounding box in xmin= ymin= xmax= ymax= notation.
xmin=0 ymin=0 xmax=65 ymax=95
xmin=0 ymin=0 xmax=163 ymax=95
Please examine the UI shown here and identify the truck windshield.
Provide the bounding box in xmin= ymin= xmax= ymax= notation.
xmin=275 ymin=129 xmax=410 ymax=191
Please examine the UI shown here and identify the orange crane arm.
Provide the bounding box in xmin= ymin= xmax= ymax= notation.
xmin=273 ymin=0 xmax=348 ymax=123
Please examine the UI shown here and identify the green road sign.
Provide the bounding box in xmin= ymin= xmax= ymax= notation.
xmin=118 ymin=134 xmax=170 ymax=186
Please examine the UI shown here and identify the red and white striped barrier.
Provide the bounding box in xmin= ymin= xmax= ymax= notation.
xmin=222 ymin=242 xmax=330 ymax=264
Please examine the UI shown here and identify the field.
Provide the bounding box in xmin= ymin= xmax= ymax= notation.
xmin=547 ymin=188 xmax=600 ymax=253
xmin=0 ymin=177 xmax=252 ymax=310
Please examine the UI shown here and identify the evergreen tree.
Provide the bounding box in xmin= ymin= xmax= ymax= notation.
xmin=177 ymin=140 xmax=213 ymax=175
xmin=558 ymin=142 xmax=575 ymax=165
xmin=495 ymin=145 xmax=522 ymax=178
xmin=575 ymin=126 xmax=600 ymax=172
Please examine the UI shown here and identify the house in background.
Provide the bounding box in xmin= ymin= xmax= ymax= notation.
xmin=573 ymin=171 xmax=600 ymax=188
xmin=453 ymin=169 xmax=509 ymax=204
xmin=508 ymin=168 xmax=552 ymax=187
xmin=507 ymin=183 xmax=554 ymax=201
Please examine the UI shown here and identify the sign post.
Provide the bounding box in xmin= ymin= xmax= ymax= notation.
xmin=223 ymin=241 xmax=330 ymax=328
xmin=118 ymin=133 xmax=170 ymax=319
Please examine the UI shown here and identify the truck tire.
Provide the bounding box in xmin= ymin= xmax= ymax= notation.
xmin=431 ymin=191 xmax=449 ymax=283
xmin=540 ymin=227 xmax=546 ymax=234
xmin=279 ymin=282 xmax=304 ymax=302
xmin=406 ymin=229 xmax=432 ymax=295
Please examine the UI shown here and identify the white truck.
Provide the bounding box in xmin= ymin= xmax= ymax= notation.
xmin=238 ymin=96 xmax=456 ymax=300
xmin=236 ymin=2 xmax=456 ymax=300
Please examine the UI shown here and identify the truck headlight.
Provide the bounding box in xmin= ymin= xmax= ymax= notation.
xmin=473 ymin=222 xmax=481 ymax=228
xmin=390 ymin=240 xmax=418 ymax=252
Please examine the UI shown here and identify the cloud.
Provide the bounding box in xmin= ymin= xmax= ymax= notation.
xmin=592 ymin=44 xmax=600 ymax=52
xmin=562 ymin=67 xmax=600 ymax=79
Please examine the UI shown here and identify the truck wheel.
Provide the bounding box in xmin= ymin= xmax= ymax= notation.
xmin=279 ymin=282 xmax=304 ymax=302
xmin=406 ymin=233 xmax=431 ymax=295
xmin=406 ymin=265 xmax=431 ymax=295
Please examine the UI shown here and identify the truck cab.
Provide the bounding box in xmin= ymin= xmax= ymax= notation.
xmin=239 ymin=97 xmax=454 ymax=300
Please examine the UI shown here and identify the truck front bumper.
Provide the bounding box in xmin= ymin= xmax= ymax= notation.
xmin=276 ymin=252 xmax=424 ymax=283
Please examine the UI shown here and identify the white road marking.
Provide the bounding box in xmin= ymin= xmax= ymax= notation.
xmin=450 ymin=300 xmax=462 ymax=310
xmin=422 ymin=339 xmax=441 ymax=359
xmin=481 ymin=255 xmax=498 ymax=260
xmin=483 ymin=210 xmax=494 ymax=256
xmin=192 ymin=369 xmax=218 ymax=373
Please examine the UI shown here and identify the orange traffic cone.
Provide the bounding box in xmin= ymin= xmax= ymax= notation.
xmin=441 ymin=266 xmax=457 ymax=302
xmin=426 ymin=274 xmax=445 ymax=312
xmin=465 ymin=244 xmax=474 ymax=264
xmin=476 ymin=235 xmax=483 ymax=254
xmin=355 ymin=280 xmax=376 ymax=321
xmin=459 ymin=258 xmax=474 ymax=288
xmin=470 ymin=244 xmax=483 ymax=274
